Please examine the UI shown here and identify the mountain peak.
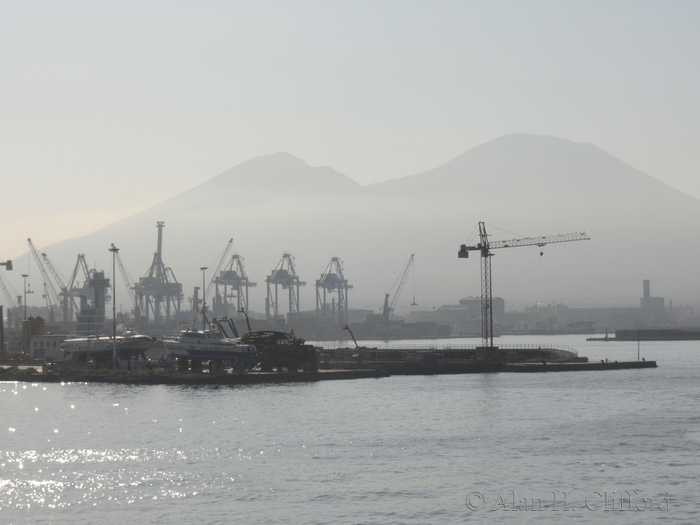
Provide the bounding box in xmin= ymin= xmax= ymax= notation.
xmin=367 ymin=133 xmax=676 ymax=199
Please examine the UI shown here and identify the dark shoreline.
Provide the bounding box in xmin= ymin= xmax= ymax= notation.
xmin=0 ymin=360 xmax=657 ymax=385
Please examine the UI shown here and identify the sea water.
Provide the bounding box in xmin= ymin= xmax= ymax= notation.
xmin=1 ymin=335 xmax=698 ymax=524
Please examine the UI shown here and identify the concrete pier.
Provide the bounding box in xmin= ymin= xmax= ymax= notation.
xmin=0 ymin=359 xmax=656 ymax=385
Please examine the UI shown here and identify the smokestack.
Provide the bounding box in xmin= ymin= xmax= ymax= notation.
xmin=643 ymin=279 xmax=650 ymax=299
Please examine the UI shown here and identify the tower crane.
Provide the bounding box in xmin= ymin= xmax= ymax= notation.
xmin=458 ymin=222 xmax=590 ymax=360
xmin=382 ymin=254 xmax=415 ymax=330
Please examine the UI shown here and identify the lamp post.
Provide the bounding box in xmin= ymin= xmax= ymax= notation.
xmin=200 ymin=267 xmax=207 ymax=330
xmin=109 ymin=244 xmax=119 ymax=369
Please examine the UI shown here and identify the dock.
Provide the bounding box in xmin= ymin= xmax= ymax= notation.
xmin=0 ymin=359 xmax=656 ymax=385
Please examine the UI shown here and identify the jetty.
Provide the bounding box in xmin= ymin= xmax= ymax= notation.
xmin=0 ymin=358 xmax=656 ymax=386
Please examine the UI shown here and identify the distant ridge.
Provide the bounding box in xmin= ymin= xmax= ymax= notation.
xmin=366 ymin=133 xmax=686 ymax=200
xmin=198 ymin=152 xmax=362 ymax=194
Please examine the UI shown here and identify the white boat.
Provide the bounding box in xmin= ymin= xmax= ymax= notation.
xmin=162 ymin=318 xmax=257 ymax=363
xmin=162 ymin=329 xmax=257 ymax=360
xmin=60 ymin=331 xmax=156 ymax=360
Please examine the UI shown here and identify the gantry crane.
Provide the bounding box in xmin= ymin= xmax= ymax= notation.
xmin=382 ymin=254 xmax=415 ymax=331
xmin=458 ymin=222 xmax=590 ymax=359
xmin=315 ymin=257 xmax=352 ymax=324
xmin=266 ymin=253 xmax=305 ymax=323
xmin=213 ymin=253 xmax=257 ymax=318
xmin=66 ymin=254 xmax=91 ymax=321
xmin=133 ymin=222 xmax=183 ymax=326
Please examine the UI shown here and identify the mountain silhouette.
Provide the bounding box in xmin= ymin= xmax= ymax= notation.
xmin=8 ymin=134 xmax=700 ymax=318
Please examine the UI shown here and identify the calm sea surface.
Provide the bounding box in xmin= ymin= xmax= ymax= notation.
xmin=1 ymin=335 xmax=698 ymax=524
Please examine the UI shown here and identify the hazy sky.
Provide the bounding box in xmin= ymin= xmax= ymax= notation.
xmin=1 ymin=1 xmax=699 ymax=260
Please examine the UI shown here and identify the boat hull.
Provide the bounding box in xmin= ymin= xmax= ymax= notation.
xmin=61 ymin=335 xmax=156 ymax=360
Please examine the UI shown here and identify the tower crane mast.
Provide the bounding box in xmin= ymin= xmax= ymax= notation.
xmin=458 ymin=222 xmax=590 ymax=356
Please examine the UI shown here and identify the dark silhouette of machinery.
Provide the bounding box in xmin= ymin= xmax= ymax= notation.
xmin=315 ymin=257 xmax=352 ymax=324
xmin=382 ymin=254 xmax=415 ymax=332
xmin=265 ymin=253 xmax=305 ymax=324
xmin=459 ymin=221 xmax=590 ymax=361
xmin=27 ymin=239 xmax=61 ymax=323
xmin=133 ymin=222 xmax=182 ymax=327
xmin=212 ymin=252 xmax=257 ymax=319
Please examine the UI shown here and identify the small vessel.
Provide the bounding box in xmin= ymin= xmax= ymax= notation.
xmin=61 ymin=331 xmax=156 ymax=360
xmin=162 ymin=318 xmax=257 ymax=365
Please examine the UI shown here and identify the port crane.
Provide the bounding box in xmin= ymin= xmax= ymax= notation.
xmin=316 ymin=257 xmax=352 ymax=324
xmin=213 ymin=253 xmax=257 ymax=318
xmin=66 ymin=254 xmax=91 ymax=321
xmin=0 ymin=273 xmax=21 ymax=327
xmin=134 ymin=222 xmax=183 ymax=326
xmin=458 ymin=222 xmax=590 ymax=359
xmin=205 ymin=238 xmax=233 ymax=302
xmin=41 ymin=251 xmax=77 ymax=323
xmin=113 ymin=248 xmax=139 ymax=315
xmin=28 ymin=238 xmax=62 ymax=321
xmin=382 ymin=254 xmax=415 ymax=331
xmin=266 ymin=253 xmax=305 ymax=323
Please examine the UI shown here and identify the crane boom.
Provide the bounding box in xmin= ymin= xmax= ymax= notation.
xmin=114 ymin=250 xmax=137 ymax=309
xmin=41 ymin=252 xmax=73 ymax=323
xmin=206 ymin=238 xmax=233 ymax=299
xmin=382 ymin=254 xmax=415 ymax=329
xmin=390 ymin=254 xmax=414 ymax=312
xmin=27 ymin=239 xmax=61 ymax=311
xmin=0 ymin=272 xmax=17 ymax=306
xmin=458 ymin=222 xmax=590 ymax=357
xmin=488 ymin=231 xmax=590 ymax=250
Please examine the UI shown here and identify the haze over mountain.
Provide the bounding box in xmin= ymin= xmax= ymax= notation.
xmin=9 ymin=134 xmax=700 ymax=317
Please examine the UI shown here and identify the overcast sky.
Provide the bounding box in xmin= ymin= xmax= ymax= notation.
xmin=1 ymin=1 xmax=699 ymax=260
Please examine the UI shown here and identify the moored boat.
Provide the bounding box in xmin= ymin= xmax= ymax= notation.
xmin=162 ymin=318 xmax=257 ymax=366
xmin=61 ymin=331 xmax=156 ymax=361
